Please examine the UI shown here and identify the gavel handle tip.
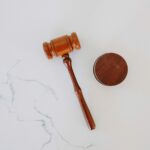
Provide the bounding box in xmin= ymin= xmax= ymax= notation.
xmin=76 ymin=89 xmax=96 ymax=130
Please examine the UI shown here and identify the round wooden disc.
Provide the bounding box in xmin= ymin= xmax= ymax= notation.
xmin=93 ymin=53 xmax=128 ymax=86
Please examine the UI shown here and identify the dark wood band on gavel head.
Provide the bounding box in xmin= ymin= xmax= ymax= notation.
xmin=43 ymin=32 xmax=81 ymax=59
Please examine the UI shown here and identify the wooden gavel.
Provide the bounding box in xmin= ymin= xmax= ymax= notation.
xmin=43 ymin=32 xmax=95 ymax=130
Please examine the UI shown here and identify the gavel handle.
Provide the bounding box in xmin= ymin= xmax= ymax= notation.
xmin=63 ymin=54 xmax=96 ymax=130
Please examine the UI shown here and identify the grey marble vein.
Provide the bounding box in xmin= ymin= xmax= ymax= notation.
xmin=0 ymin=61 xmax=94 ymax=150
xmin=34 ymin=106 xmax=93 ymax=150
xmin=14 ymin=76 xmax=59 ymax=101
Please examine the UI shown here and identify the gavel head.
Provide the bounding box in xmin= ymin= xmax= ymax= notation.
xmin=43 ymin=32 xmax=81 ymax=59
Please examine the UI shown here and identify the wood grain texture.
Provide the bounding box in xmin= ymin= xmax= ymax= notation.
xmin=93 ymin=53 xmax=128 ymax=86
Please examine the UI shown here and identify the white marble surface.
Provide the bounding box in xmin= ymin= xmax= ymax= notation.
xmin=0 ymin=0 xmax=150 ymax=150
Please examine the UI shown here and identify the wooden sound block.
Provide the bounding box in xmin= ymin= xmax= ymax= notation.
xmin=93 ymin=53 xmax=128 ymax=86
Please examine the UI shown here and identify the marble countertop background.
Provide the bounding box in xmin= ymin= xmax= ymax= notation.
xmin=0 ymin=0 xmax=150 ymax=150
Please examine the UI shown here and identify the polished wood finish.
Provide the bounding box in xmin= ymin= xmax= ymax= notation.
xmin=63 ymin=54 xmax=95 ymax=130
xmin=93 ymin=53 xmax=128 ymax=86
xmin=43 ymin=32 xmax=95 ymax=130
xmin=43 ymin=32 xmax=80 ymax=59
